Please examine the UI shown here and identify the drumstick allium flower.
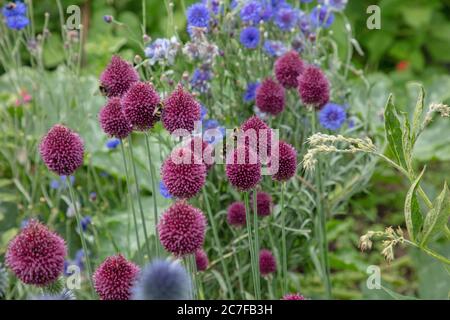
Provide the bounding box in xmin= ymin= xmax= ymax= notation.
xmin=297 ymin=66 xmax=330 ymax=108
xmin=99 ymin=55 xmax=139 ymax=98
xmin=250 ymin=191 xmax=273 ymax=217
xmin=226 ymin=146 xmax=262 ymax=191
xmin=271 ymin=141 xmax=297 ymax=181
xmin=259 ymin=249 xmax=277 ymax=276
xmin=227 ymin=201 xmax=247 ymax=227
xmin=274 ymin=51 xmax=305 ymax=89
xmin=99 ymin=97 xmax=132 ymax=139
xmin=255 ymin=78 xmax=285 ymax=116
xmin=195 ymin=249 xmax=209 ymax=272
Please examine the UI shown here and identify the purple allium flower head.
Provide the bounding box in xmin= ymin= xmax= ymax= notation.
xmin=274 ymin=51 xmax=305 ymax=89
xmin=274 ymin=5 xmax=299 ymax=31
xmin=297 ymin=65 xmax=330 ymax=108
xmin=240 ymin=1 xmax=262 ymax=24
xmin=161 ymin=147 xmax=207 ymax=199
xmin=186 ymin=3 xmax=210 ymax=35
xmin=106 ymin=138 xmax=121 ymax=149
xmin=93 ymin=254 xmax=140 ymax=300
xmin=99 ymin=55 xmax=139 ymax=98
xmin=158 ymin=201 xmax=207 ymax=256
xmin=227 ymin=201 xmax=246 ymax=227
xmin=250 ymin=191 xmax=273 ymax=217
xmin=162 ymin=85 xmax=202 ymax=134
xmin=243 ymin=82 xmax=260 ymax=103
xmin=99 ymin=97 xmax=133 ymax=139
xmin=226 ymin=146 xmax=262 ymax=191
xmin=240 ymin=27 xmax=260 ymax=49
xmin=159 ymin=180 xmax=173 ymax=199
xmin=195 ymin=249 xmax=209 ymax=271
xmin=310 ymin=5 xmax=335 ymax=28
xmin=6 ymin=220 xmax=67 ymax=286
xmin=282 ymin=293 xmax=306 ymax=300
xmin=255 ymin=78 xmax=285 ymax=116
xmin=263 ymin=40 xmax=288 ymax=57
xmin=271 ymin=141 xmax=297 ymax=181
xmin=132 ymin=259 xmax=192 ymax=300
xmin=122 ymin=81 xmax=161 ymax=131
xmin=240 ymin=115 xmax=273 ymax=158
xmin=40 ymin=124 xmax=84 ymax=176
xmin=259 ymin=249 xmax=276 ymax=276
xmin=319 ymin=103 xmax=347 ymax=130
xmin=183 ymin=136 xmax=214 ymax=171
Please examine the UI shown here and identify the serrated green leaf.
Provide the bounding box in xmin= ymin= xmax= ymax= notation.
xmin=384 ymin=95 xmax=407 ymax=168
xmin=412 ymin=85 xmax=425 ymax=145
xmin=404 ymin=167 xmax=425 ymax=241
xmin=420 ymin=182 xmax=450 ymax=246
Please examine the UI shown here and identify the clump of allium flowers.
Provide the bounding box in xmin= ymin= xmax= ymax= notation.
xmin=5 ymin=220 xmax=67 ymax=286
xmin=158 ymin=201 xmax=207 ymax=256
xmin=0 ymin=263 xmax=9 ymax=299
xmin=98 ymin=97 xmax=132 ymax=139
xmin=274 ymin=51 xmax=305 ymax=89
xmin=195 ymin=249 xmax=209 ymax=272
xmin=161 ymin=147 xmax=207 ymax=199
xmin=122 ymin=81 xmax=161 ymax=131
xmin=93 ymin=254 xmax=140 ymax=300
xmin=250 ymin=191 xmax=273 ymax=217
xmin=259 ymin=249 xmax=277 ymax=276
xmin=99 ymin=55 xmax=139 ymax=98
xmin=282 ymin=293 xmax=306 ymax=300
xmin=40 ymin=124 xmax=84 ymax=176
xmin=227 ymin=201 xmax=247 ymax=227
xmin=319 ymin=103 xmax=347 ymax=131
xmin=162 ymin=85 xmax=202 ymax=134
xmin=256 ymin=78 xmax=286 ymax=116
xmin=226 ymin=146 xmax=262 ymax=191
xmin=271 ymin=141 xmax=297 ymax=181
xmin=2 ymin=1 xmax=29 ymax=30
xmin=297 ymin=65 xmax=330 ymax=108
xmin=240 ymin=26 xmax=260 ymax=49
xmin=132 ymin=259 xmax=192 ymax=300
xmin=144 ymin=37 xmax=180 ymax=66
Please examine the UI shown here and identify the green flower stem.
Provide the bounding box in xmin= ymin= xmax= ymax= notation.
xmin=404 ymin=240 xmax=450 ymax=265
xmin=244 ymin=191 xmax=258 ymax=299
xmin=190 ymin=254 xmax=199 ymax=300
xmin=67 ymin=182 xmax=94 ymax=296
xmin=144 ymin=132 xmax=160 ymax=257
xmin=311 ymin=111 xmax=332 ymax=299
xmin=280 ymin=181 xmax=288 ymax=295
xmin=120 ymin=142 xmax=143 ymax=264
xmin=253 ymin=190 xmax=261 ymax=299
xmin=127 ymin=137 xmax=152 ymax=261
xmin=202 ymin=188 xmax=235 ymax=299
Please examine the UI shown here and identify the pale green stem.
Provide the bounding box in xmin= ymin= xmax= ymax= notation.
xmin=244 ymin=191 xmax=258 ymax=298
xmin=404 ymin=240 xmax=450 ymax=265
xmin=280 ymin=182 xmax=288 ymax=295
xmin=253 ymin=190 xmax=261 ymax=299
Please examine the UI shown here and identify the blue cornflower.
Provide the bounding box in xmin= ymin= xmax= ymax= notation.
xmin=310 ymin=6 xmax=335 ymax=28
xmin=52 ymin=175 xmax=74 ymax=190
xmin=106 ymin=138 xmax=121 ymax=149
xmin=190 ymin=69 xmax=212 ymax=93
xmin=243 ymin=82 xmax=260 ymax=103
xmin=240 ymin=27 xmax=260 ymax=49
xmin=202 ymin=0 xmax=221 ymax=15
xmin=2 ymin=1 xmax=29 ymax=30
xmin=80 ymin=216 xmax=92 ymax=232
xmin=263 ymin=40 xmax=288 ymax=57
xmin=319 ymin=103 xmax=347 ymax=130
xmin=159 ymin=181 xmax=172 ymax=199
xmin=203 ymin=126 xmax=225 ymax=144
xmin=20 ymin=219 xmax=29 ymax=229
xmin=64 ymin=249 xmax=85 ymax=276
xmin=50 ymin=179 xmax=60 ymax=190
xmin=318 ymin=0 xmax=348 ymax=11
xmin=203 ymin=119 xmax=220 ymax=130
xmin=300 ymin=0 xmax=314 ymax=3
xmin=240 ymin=0 xmax=262 ymax=24
xmin=200 ymin=105 xmax=208 ymax=120
xmin=298 ymin=12 xmax=312 ymax=34
xmin=5 ymin=14 xmax=29 ymax=30
xmin=186 ymin=3 xmax=210 ymax=34
xmin=144 ymin=37 xmax=179 ymax=65
xmin=274 ymin=5 xmax=299 ymax=31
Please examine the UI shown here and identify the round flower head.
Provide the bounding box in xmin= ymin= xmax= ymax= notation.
xmin=259 ymin=249 xmax=276 ymax=276
xmin=122 ymin=81 xmax=160 ymax=131
xmin=226 ymin=146 xmax=261 ymax=191
xmin=5 ymin=220 xmax=67 ymax=286
xmin=274 ymin=5 xmax=298 ymax=31
xmin=227 ymin=201 xmax=247 ymax=227
xmin=240 ymin=0 xmax=262 ymax=24
xmin=161 ymin=147 xmax=207 ymax=199
xmin=93 ymin=254 xmax=140 ymax=300
xmin=271 ymin=141 xmax=297 ymax=181
xmin=195 ymin=250 xmax=209 ymax=272
xmin=282 ymin=293 xmax=306 ymax=300
xmin=274 ymin=51 xmax=305 ymax=89
xmin=250 ymin=191 xmax=273 ymax=217
xmin=40 ymin=124 xmax=84 ymax=177
xmin=240 ymin=27 xmax=260 ymax=49
xmin=99 ymin=97 xmax=132 ymax=139
xmin=240 ymin=115 xmax=273 ymax=158
xmin=132 ymin=259 xmax=192 ymax=300
xmin=255 ymin=78 xmax=285 ymax=116
xmin=99 ymin=55 xmax=139 ymax=98
xmin=297 ymin=65 xmax=330 ymax=108
xmin=186 ymin=3 xmax=210 ymax=35
xmin=319 ymin=103 xmax=347 ymax=130
xmin=184 ymin=136 xmax=214 ymax=171
xmin=162 ymin=85 xmax=201 ymax=134
xmin=158 ymin=201 xmax=207 ymax=256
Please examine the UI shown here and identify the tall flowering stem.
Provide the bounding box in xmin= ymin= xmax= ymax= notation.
xmin=244 ymin=191 xmax=258 ymax=299
xmin=66 ymin=181 xmax=94 ymax=296
xmin=280 ymin=181 xmax=288 ymax=294
xmin=144 ymin=132 xmax=160 ymax=257
xmin=252 ymin=190 xmax=261 ymax=299
xmin=127 ymin=137 xmax=152 ymax=260
xmin=202 ymin=188 xmax=235 ymax=299
xmin=311 ymin=111 xmax=332 ymax=299
xmin=119 ymin=142 xmax=143 ymax=264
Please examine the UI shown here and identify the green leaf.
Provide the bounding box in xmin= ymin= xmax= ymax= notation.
xmin=384 ymin=95 xmax=407 ymax=168
xmin=420 ymin=182 xmax=450 ymax=246
xmin=411 ymin=85 xmax=425 ymax=145
xmin=380 ymin=285 xmax=418 ymax=300
xmin=404 ymin=167 xmax=425 ymax=241
xmin=400 ymin=112 xmax=412 ymax=171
